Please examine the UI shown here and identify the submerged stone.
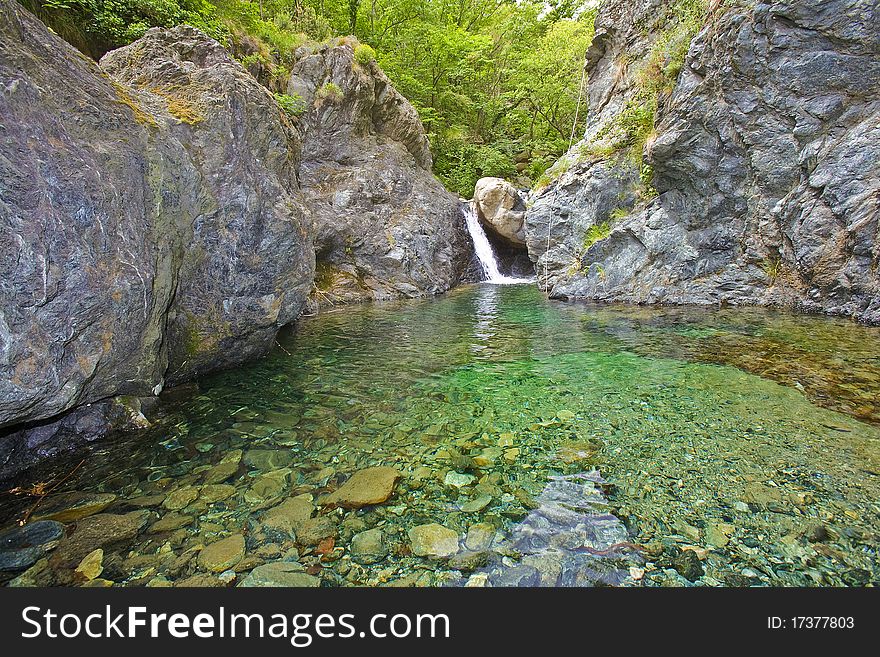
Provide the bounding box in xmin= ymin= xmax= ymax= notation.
xmin=238 ymin=562 xmax=320 ymax=587
xmin=32 ymin=492 xmax=117 ymax=523
xmin=199 ymin=534 xmax=245 ymax=573
xmin=149 ymin=513 xmax=193 ymax=533
xmin=0 ymin=520 xmax=64 ymax=571
xmin=465 ymin=523 xmax=496 ymax=552
xmin=163 ymin=486 xmax=199 ymax=510
xmin=75 ymin=548 xmax=104 ymax=581
xmin=262 ymin=494 xmax=315 ymax=537
xmin=350 ymin=528 xmax=387 ymax=564
xmin=203 ymin=462 xmax=240 ymax=485
xmin=490 ymin=565 xmax=541 ymax=587
xmin=244 ymin=469 xmax=291 ymax=504
xmin=408 ymin=523 xmax=459 ymax=558
xmin=51 ymin=512 xmax=150 ymax=567
xmin=460 ymin=495 xmax=492 ymax=513
xmin=673 ymin=549 xmax=704 ymax=582
xmin=444 ymin=471 xmax=475 ymax=488
xmin=296 ymin=517 xmax=337 ymax=546
xmin=321 ymin=467 xmax=401 ymax=508
xmin=199 ymin=484 xmax=236 ymax=503
xmin=243 ymin=449 xmax=294 ymax=471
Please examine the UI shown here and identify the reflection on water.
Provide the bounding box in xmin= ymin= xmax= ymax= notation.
xmin=1 ymin=284 xmax=878 ymax=587
xmin=471 ymin=284 xmax=499 ymax=355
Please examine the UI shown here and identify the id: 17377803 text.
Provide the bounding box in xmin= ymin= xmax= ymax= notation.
xmin=768 ymin=617 xmax=854 ymax=630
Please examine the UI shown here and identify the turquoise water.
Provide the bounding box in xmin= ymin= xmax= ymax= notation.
xmin=2 ymin=284 xmax=878 ymax=586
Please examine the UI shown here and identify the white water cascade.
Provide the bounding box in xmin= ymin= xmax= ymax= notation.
xmin=464 ymin=202 xmax=533 ymax=284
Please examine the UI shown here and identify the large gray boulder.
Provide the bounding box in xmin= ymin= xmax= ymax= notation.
xmin=473 ymin=177 xmax=527 ymax=246
xmin=0 ymin=4 xmax=313 ymax=476
xmin=100 ymin=27 xmax=313 ymax=382
xmin=525 ymin=0 xmax=880 ymax=323
xmin=289 ymin=42 xmax=472 ymax=304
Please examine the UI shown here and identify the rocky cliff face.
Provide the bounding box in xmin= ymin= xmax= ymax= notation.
xmin=0 ymin=4 xmax=467 ymax=478
xmin=100 ymin=27 xmax=315 ymax=384
xmin=290 ymin=42 xmax=471 ymax=305
xmin=0 ymin=4 xmax=315 ymax=475
xmin=526 ymin=0 xmax=879 ymax=324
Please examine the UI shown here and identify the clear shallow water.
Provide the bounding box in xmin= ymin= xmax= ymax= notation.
xmin=2 ymin=284 xmax=878 ymax=586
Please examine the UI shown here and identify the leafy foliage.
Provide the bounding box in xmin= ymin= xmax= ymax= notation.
xmin=274 ymin=92 xmax=306 ymax=117
xmin=20 ymin=0 xmax=599 ymax=196
xmin=353 ymin=42 xmax=375 ymax=66
xmin=583 ymin=221 xmax=611 ymax=250
xmin=315 ymin=82 xmax=344 ymax=104
xmin=19 ymin=0 xmax=225 ymax=58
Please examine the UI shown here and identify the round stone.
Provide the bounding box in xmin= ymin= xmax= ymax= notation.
xmin=198 ymin=534 xmax=245 ymax=573
xmin=408 ymin=523 xmax=459 ymax=558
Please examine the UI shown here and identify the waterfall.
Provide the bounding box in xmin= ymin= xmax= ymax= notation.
xmin=464 ymin=202 xmax=533 ymax=284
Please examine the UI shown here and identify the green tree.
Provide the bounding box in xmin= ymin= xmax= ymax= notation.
xmin=19 ymin=0 xmax=597 ymax=196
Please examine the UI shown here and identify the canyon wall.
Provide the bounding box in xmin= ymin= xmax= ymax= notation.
xmin=525 ymin=0 xmax=879 ymax=324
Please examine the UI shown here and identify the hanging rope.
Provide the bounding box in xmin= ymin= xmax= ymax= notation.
xmin=543 ymin=56 xmax=589 ymax=291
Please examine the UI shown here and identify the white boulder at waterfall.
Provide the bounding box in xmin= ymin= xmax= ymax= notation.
xmin=464 ymin=202 xmax=533 ymax=284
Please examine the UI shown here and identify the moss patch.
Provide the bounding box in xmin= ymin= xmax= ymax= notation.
xmin=111 ymin=81 xmax=157 ymax=128
xmin=150 ymin=87 xmax=204 ymax=125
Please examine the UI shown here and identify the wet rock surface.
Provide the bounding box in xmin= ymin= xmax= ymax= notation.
xmin=408 ymin=524 xmax=460 ymax=559
xmin=320 ymin=466 xmax=401 ymax=508
xmin=31 ymin=492 xmax=117 ymax=523
xmin=470 ymin=474 xmax=642 ymax=587
xmin=239 ymin=562 xmax=320 ymax=587
xmin=198 ymin=534 xmax=245 ymax=572
xmin=0 ymin=520 xmax=64 ymax=571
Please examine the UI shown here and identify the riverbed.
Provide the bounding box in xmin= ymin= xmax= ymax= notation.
xmin=1 ymin=284 xmax=878 ymax=586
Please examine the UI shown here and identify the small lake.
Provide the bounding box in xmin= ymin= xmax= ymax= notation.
xmin=2 ymin=284 xmax=878 ymax=586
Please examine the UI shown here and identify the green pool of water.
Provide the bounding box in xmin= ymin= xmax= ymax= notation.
xmin=2 ymin=284 xmax=878 ymax=586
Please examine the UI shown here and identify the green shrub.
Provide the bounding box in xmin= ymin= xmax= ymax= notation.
xmin=353 ymin=43 xmax=376 ymax=66
xmin=432 ymin=133 xmax=517 ymax=198
xmin=18 ymin=0 xmax=226 ymax=59
xmin=583 ymin=222 xmax=612 ymax=250
xmin=761 ymin=256 xmax=783 ymax=282
xmin=639 ymin=162 xmax=658 ymax=199
xmin=274 ymin=92 xmax=306 ymax=117
xmin=618 ymin=99 xmax=657 ymax=152
xmin=315 ymin=82 xmax=344 ymax=104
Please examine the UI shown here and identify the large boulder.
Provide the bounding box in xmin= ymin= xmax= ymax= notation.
xmin=0 ymin=3 xmax=313 ymax=478
xmin=473 ymin=177 xmax=527 ymax=246
xmin=1 ymin=4 xmax=171 ymax=430
xmin=289 ymin=41 xmax=472 ymax=304
xmin=525 ymin=0 xmax=880 ymax=323
xmin=100 ymin=27 xmax=313 ymax=382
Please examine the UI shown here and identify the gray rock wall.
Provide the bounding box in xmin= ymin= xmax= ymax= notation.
xmin=290 ymin=43 xmax=472 ymax=305
xmin=100 ymin=27 xmax=314 ymax=383
xmin=0 ymin=5 xmax=314 ymax=476
xmin=525 ymin=0 xmax=880 ymax=324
